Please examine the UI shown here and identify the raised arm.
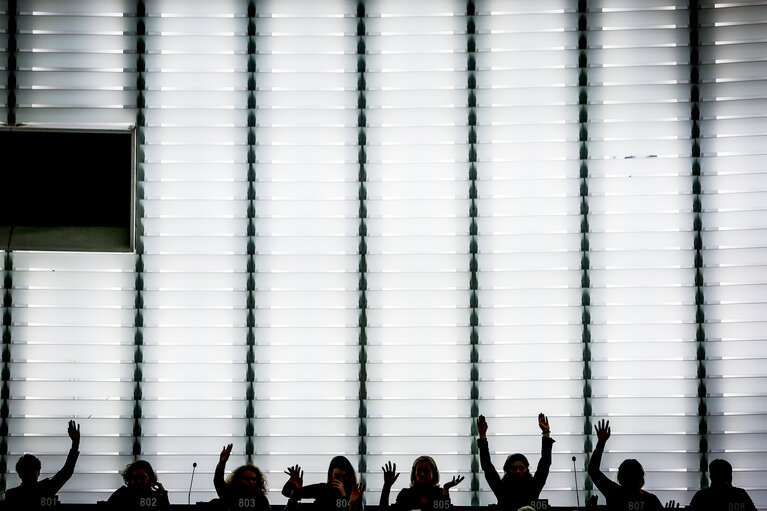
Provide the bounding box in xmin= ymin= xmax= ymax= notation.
xmin=532 ymin=413 xmax=555 ymax=492
xmin=587 ymin=419 xmax=618 ymax=496
xmin=476 ymin=415 xmax=503 ymax=496
xmin=49 ymin=420 xmax=81 ymax=493
xmin=379 ymin=461 xmax=400 ymax=507
xmin=214 ymin=443 xmax=233 ymax=499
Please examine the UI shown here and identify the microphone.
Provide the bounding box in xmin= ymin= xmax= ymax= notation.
xmin=188 ymin=462 xmax=197 ymax=505
xmin=572 ymin=456 xmax=580 ymax=508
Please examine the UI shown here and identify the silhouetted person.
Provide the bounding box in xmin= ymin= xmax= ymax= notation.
xmin=3 ymin=420 xmax=80 ymax=509
xmin=689 ymin=459 xmax=756 ymax=511
xmin=588 ymin=419 xmax=663 ymax=511
xmin=214 ymin=443 xmax=270 ymax=511
xmin=476 ymin=413 xmax=554 ymax=511
xmin=282 ymin=456 xmax=364 ymax=511
xmin=106 ymin=460 xmax=169 ymax=510
xmin=379 ymin=456 xmax=463 ymax=511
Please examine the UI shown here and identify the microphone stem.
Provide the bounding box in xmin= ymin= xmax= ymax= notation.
xmin=572 ymin=456 xmax=580 ymax=508
xmin=188 ymin=463 xmax=197 ymax=505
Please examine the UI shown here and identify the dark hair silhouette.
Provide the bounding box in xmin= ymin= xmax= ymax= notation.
xmin=122 ymin=460 xmax=158 ymax=486
xmin=617 ymin=459 xmax=644 ymax=488
xmin=327 ymin=455 xmax=357 ymax=494
xmin=16 ymin=454 xmax=42 ymax=477
xmin=709 ymin=459 xmax=733 ymax=485
xmin=502 ymin=453 xmax=532 ymax=481
xmin=227 ymin=464 xmax=267 ymax=494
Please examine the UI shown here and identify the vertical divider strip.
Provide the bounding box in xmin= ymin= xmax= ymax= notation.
xmin=245 ymin=0 xmax=258 ymax=464
xmin=576 ymin=0 xmax=594 ymax=502
xmin=132 ymin=0 xmax=147 ymax=460
xmin=356 ymin=0 xmax=369 ymax=485
xmin=466 ymin=1 xmax=481 ymax=507
xmin=5 ymin=0 xmax=16 ymax=125
xmin=688 ymin=0 xmax=709 ymax=489
xmin=0 ymin=252 xmax=12 ymax=493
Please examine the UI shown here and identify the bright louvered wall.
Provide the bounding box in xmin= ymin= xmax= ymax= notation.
xmin=0 ymin=0 xmax=766 ymax=508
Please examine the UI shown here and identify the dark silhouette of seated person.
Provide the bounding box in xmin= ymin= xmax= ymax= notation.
xmin=282 ymin=456 xmax=364 ymax=511
xmin=106 ymin=460 xmax=169 ymax=510
xmin=689 ymin=459 xmax=756 ymax=511
xmin=3 ymin=420 xmax=80 ymax=508
xmin=476 ymin=413 xmax=554 ymax=511
xmin=588 ymin=419 xmax=663 ymax=511
xmin=379 ymin=456 xmax=463 ymax=511
xmin=214 ymin=443 xmax=270 ymax=511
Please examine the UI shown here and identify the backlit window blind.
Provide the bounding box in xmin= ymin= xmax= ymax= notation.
xmin=473 ymin=1 xmax=584 ymax=506
xmin=698 ymin=1 xmax=767 ymax=506
xmin=6 ymin=252 xmax=137 ymax=503
xmin=5 ymin=0 xmax=137 ymax=503
xmin=364 ymin=0 xmax=473 ymax=505
xmin=252 ymin=0 xmax=361 ymax=502
xmin=139 ymin=0 xmax=250 ymax=502
xmin=13 ymin=0 xmax=136 ymax=127
xmin=586 ymin=0 xmax=702 ymax=505
xmin=0 ymin=0 xmax=765 ymax=507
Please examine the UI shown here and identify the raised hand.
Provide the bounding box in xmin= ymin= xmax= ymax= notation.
xmin=220 ymin=443 xmax=233 ymax=463
xmin=538 ymin=413 xmax=550 ymax=434
xmin=595 ymin=419 xmax=611 ymax=443
xmin=68 ymin=420 xmax=80 ymax=447
xmin=477 ymin=415 xmax=488 ymax=438
xmin=284 ymin=465 xmax=304 ymax=492
xmin=443 ymin=475 xmax=465 ymax=492
xmin=382 ymin=461 xmax=399 ymax=489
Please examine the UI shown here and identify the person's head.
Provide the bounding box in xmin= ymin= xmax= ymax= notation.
xmin=16 ymin=454 xmax=42 ymax=484
xmin=122 ymin=460 xmax=158 ymax=490
xmin=410 ymin=456 xmax=439 ymax=487
xmin=227 ymin=464 xmax=267 ymax=494
xmin=617 ymin=459 xmax=644 ymax=490
xmin=327 ymin=456 xmax=357 ymax=493
xmin=709 ymin=459 xmax=733 ymax=486
xmin=502 ymin=453 xmax=531 ymax=481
